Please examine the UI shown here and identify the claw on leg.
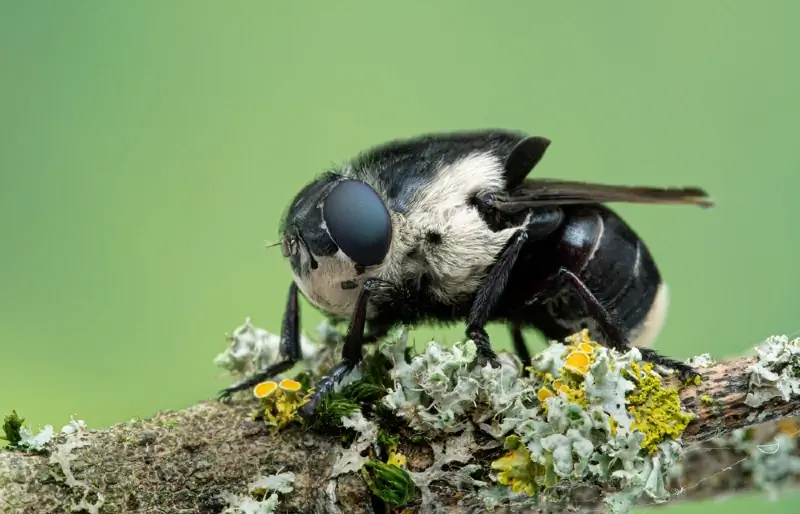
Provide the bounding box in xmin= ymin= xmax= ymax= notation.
xmin=217 ymin=282 xmax=301 ymax=403
xmin=469 ymin=328 xmax=501 ymax=368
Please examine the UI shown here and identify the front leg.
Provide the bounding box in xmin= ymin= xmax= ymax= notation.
xmin=298 ymin=278 xmax=393 ymax=418
xmin=467 ymin=208 xmax=563 ymax=366
xmin=217 ymin=282 xmax=302 ymax=402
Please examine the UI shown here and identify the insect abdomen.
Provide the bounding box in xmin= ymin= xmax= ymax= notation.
xmin=499 ymin=206 xmax=665 ymax=348
xmin=582 ymin=207 xmax=664 ymax=346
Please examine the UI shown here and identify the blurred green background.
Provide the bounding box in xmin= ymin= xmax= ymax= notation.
xmin=2 ymin=1 xmax=798 ymax=511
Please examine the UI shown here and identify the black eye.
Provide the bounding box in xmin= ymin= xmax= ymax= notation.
xmin=322 ymin=179 xmax=392 ymax=267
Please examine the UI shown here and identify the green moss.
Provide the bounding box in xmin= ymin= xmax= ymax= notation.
xmin=625 ymin=361 xmax=695 ymax=454
xmin=377 ymin=428 xmax=399 ymax=448
xmin=2 ymin=410 xmax=24 ymax=445
xmin=308 ymin=393 xmax=360 ymax=432
xmin=700 ymin=394 xmax=714 ymax=404
xmin=309 ymin=348 xmax=396 ymax=433
xmin=362 ymin=460 xmax=417 ymax=507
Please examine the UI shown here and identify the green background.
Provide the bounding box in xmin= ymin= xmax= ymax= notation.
xmin=1 ymin=1 xmax=798 ymax=511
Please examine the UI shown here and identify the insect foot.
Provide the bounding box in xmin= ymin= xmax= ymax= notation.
xmin=468 ymin=327 xmax=501 ymax=368
xmin=638 ymin=347 xmax=702 ymax=385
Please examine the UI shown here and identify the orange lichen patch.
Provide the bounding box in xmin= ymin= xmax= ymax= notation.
xmin=777 ymin=418 xmax=799 ymax=437
xmin=552 ymin=380 xmax=566 ymax=392
xmin=279 ymin=378 xmax=303 ymax=392
xmin=253 ymin=381 xmax=278 ymax=399
xmin=564 ymin=351 xmax=591 ymax=375
xmin=537 ymin=387 xmax=554 ymax=403
xmin=578 ymin=342 xmax=595 ymax=353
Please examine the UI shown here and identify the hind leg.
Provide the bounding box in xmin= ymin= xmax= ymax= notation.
xmin=509 ymin=323 xmax=532 ymax=367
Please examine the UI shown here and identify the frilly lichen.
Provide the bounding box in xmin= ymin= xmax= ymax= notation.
xmin=382 ymin=329 xmax=694 ymax=512
xmin=221 ymin=471 xmax=296 ymax=514
xmin=745 ymin=335 xmax=800 ymax=408
xmin=217 ymin=321 xmax=700 ymax=513
xmin=214 ymin=317 xmax=325 ymax=378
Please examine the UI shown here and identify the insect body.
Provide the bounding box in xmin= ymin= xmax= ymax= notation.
xmin=218 ymin=130 xmax=713 ymax=417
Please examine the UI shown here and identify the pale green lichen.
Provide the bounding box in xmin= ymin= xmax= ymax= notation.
xmin=221 ymin=471 xmax=296 ymax=514
xmin=218 ymin=316 xmax=800 ymax=512
xmin=381 ymin=329 xmax=694 ymax=512
xmin=745 ymin=335 xmax=800 ymax=408
xmin=214 ymin=317 xmax=326 ymax=378
xmin=685 ymin=353 xmax=716 ymax=368
xmin=700 ymin=426 xmax=800 ymax=501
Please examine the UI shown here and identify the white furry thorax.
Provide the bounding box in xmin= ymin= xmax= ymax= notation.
xmin=290 ymin=152 xmax=523 ymax=320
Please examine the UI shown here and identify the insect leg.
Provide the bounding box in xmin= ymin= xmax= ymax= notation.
xmin=467 ymin=209 xmax=563 ymax=366
xmin=509 ymin=322 xmax=532 ymax=367
xmin=556 ymin=268 xmax=700 ymax=381
xmin=217 ymin=282 xmax=302 ymax=402
xmin=298 ymin=278 xmax=381 ymax=418
xmin=509 ymin=323 xmax=531 ymax=366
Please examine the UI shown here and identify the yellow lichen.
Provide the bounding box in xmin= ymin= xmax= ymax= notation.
xmin=387 ymin=450 xmax=407 ymax=468
xmin=564 ymin=351 xmax=591 ymax=375
xmin=491 ymin=435 xmax=542 ymax=496
xmin=253 ymin=380 xmax=278 ymax=399
xmin=625 ymin=361 xmax=694 ymax=454
xmin=253 ymin=378 xmax=310 ymax=433
xmin=279 ymin=378 xmax=303 ymax=392
xmin=564 ymin=329 xmax=600 ymax=350
xmin=609 ymin=415 xmax=618 ymax=436
xmin=564 ymin=386 xmax=587 ymax=406
xmin=777 ymin=418 xmax=799 ymax=436
xmin=537 ymin=387 xmax=554 ymax=403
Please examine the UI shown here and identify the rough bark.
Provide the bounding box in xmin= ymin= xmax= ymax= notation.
xmin=1 ymin=351 xmax=799 ymax=514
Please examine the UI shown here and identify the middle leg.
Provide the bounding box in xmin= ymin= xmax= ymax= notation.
xmin=466 ymin=208 xmax=564 ymax=366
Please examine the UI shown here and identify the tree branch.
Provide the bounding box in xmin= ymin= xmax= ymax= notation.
xmin=2 ymin=330 xmax=799 ymax=514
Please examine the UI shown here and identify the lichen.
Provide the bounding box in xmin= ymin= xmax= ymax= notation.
xmin=217 ymin=319 xmax=704 ymax=513
xmin=221 ymin=471 xmax=296 ymax=514
xmin=251 ymin=378 xmax=310 ymax=433
xmin=745 ymin=335 xmax=800 ymax=407
xmin=331 ymin=410 xmax=379 ymax=477
xmin=404 ymin=428 xmax=484 ymax=511
xmin=215 ymin=317 xmax=347 ymax=393
xmin=625 ymin=361 xmax=695 ymax=454
xmin=490 ymin=434 xmax=544 ymax=496
xmin=707 ymin=426 xmax=800 ymax=501
xmin=48 ymin=419 xmax=105 ymax=513
xmin=382 ymin=328 xmax=694 ymax=513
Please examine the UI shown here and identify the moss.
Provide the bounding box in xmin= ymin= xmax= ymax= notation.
xmin=307 ymin=393 xmax=361 ymax=432
xmin=700 ymin=394 xmax=714 ymax=404
xmin=2 ymin=410 xmax=24 ymax=446
xmin=362 ymin=460 xmax=417 ymax=507
xmin=377 ymin=428 xmax=400 ymax=448
xmin=625 ymin=361 xmax=695 ymax=454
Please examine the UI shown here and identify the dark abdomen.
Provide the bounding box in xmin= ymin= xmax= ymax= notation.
xmin=497 ymin=205 xmax=663 ymax=345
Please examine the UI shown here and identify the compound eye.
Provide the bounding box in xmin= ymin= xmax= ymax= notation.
xmin=322 ymin=179 xmax=392 ymax=267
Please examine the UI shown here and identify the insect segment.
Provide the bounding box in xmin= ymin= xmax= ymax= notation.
xmin=218 ymin=130 xmax=713 ymax=419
